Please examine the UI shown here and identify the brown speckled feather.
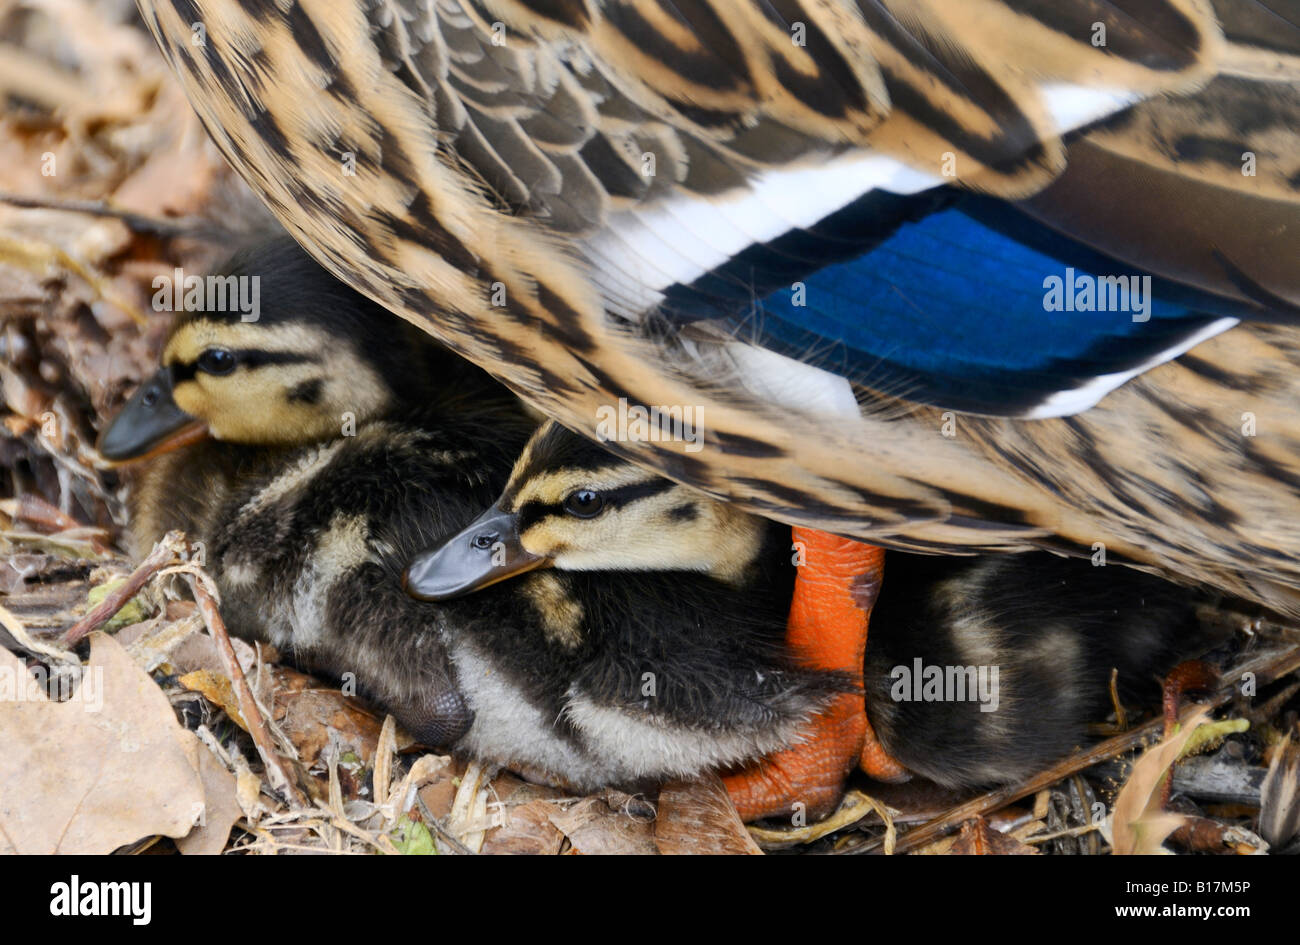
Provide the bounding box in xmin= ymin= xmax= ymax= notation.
xmin=135 ymin=0 xmax=1300 ymax=615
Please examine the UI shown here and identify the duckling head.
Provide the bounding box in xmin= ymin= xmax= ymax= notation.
xmin=406 ymin=420 xmax=766 ymax=599
xmin=99 ymin=239 xmax=449 ymax=460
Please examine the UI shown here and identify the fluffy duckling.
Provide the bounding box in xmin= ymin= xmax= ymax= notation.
xmin=407 ymin=419 xmax=846 ymax=789
xmin=101 ymin=238 xmax=537 ymax=745
xmin=409 ymin=420 xmax=1209 ymax=791
xmin=863 ymin=553 xmax=1206 ymax=788
xmin=103 ymin=240 xmax=838 ymax=784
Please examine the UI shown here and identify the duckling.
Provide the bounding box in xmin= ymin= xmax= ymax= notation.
xmin=862 ymin=552 xmax=1208 ymax=788
xmin=102 ymin=240 xmax=840 ymax=785
xmin=408 ymin=420 xmax=1212 ymax=797
xmin=100 ymin=237 xmax=538 ymax=746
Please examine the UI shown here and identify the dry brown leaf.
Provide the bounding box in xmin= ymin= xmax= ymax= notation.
xmin=416 ymin=769 xmax=459 ymax=822
xmin=122 ymin=615 xmax=206 ymax=674
xmin=480 ymin=799 xmax=568 ymax=855
xmin=1111 ymin=707 xmax=1211 ymax=855
xmin=179 ymin=668 xmax=245 ymax=730
xmin=654 ymin=775 xmax=762 ymax=855
xmin=234 ymin=764 xmax=265 ymax=824
xmin=1259 ymin=732 xmax=1300 ymax=849
xmin=0 ymin=632 xmax=205 ymax=853
xmin=267 ymin=665 xmax=391 ymax=769
xmin=949 ymin=816 xmax=1040 ymax=855
xmin=393 ymin=754 xmax=459 ymax=817
xmin=549 ymin=796 xmax=658 ymax=855
xmin=479 ymin=774 xmax=567 ymax=856
xmin=174 ymin=731 xmax=241 ymax=856
xmin=167 ymin=625 xmax=256 ymax=676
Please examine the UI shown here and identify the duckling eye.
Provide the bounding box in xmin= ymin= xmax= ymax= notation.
xmin=197 ymin=348 xmax=237 ymax=375
xmin=563 ymin=489 xmax=604 ymax=518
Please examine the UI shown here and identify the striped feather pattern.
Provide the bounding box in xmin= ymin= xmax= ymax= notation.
xmin=135 ymin=0 xmax=1300 ymax=615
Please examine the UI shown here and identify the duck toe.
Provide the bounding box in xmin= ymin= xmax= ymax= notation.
xmin=724 ymin=529 xmax=907 ymax=822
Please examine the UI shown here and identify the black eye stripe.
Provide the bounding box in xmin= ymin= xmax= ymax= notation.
xmin=516 ymin=479 xmax=676 ymax=530
xmin=601 ymin=480 xmax=675 ymax=507
xmin=169 ymin=349 xmax=317 ymax=382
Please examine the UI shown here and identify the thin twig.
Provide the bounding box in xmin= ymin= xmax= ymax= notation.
xmin=62 ymin=530 xmax=185 ymax=645
xmin=1108 ymin=667 xmax=1128 ymax=730
xmin=0 ymin=191 xmax=230 ymax=239
xmin=184 ymin=570 xmax=308 ymax=808
xmin=415 ymin=793 xmax=475 ymax=856
xmin=1022 ymin=823 xmax=1104 ymax=844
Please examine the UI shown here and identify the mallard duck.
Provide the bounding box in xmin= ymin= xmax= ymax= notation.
xmin=133 ymin=0 xmax=1298 ymax=819
xmin=408 ymin=419 xmax=1213 ymax=818
xmin=134 ymin=0 xmax=1300 ymax=620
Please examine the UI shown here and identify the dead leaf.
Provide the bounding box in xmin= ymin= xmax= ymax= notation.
xmin=416 ymin=770 xmax=459 ymax=822
xmin=175 ymin=732 xmax=241 ymax=856
xmin=481 ymin=799 xmax=567 ymax=855
xmin=267 ymin=665 xmax=394 ymax=769
xmin=167 ymin=625 xmax=256 ymax=676
xmin=747 ymin=789 xmax=894 ymax=851
xmin=393 ymin=754 xmax=458 ymax=820
xmin=234 ymin=763 xmax=265 ymax=824
xmin=179 ymin=668 xmax=245 ymax=730
xmin=949 ymin=817 xmax=1040 ymax=855
xmin=0 ymin=632 xmax=205 ymax=853
xmin=549 ymin=797 xmax=658 ymax=855
xmin=479 ymin=774 xmax=567 ymax=856
xmin=1259 ymin=732 xmax=1300 ymax=849
xmin=654 ymin=775 xmax=762 ymax=855
xmin=1110 ymin=707 xmax=1211 ymax=855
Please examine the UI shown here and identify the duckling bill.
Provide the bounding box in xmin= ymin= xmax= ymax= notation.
xmin=404 ymin=503 xmax=543 ymax=599
xmin=97 ymin=367 xmax=208 ymax=462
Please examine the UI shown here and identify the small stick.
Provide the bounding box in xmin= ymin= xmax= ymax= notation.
xmin=852 ymin=720 xmax=1169 ymax=856
xmin=1108 ymin=667 xmax=1128 ymax=730
xmin=6 ymin=494 xmax=111 ymax=555
xmin=1021 ymin=823 xmax=1104 ymax=845
xmin=415 ymin=792 xmax=476 ymax=856
xmin=9 ymin=493 xmax=80 ymax=532
xmin=62 ymin=531 xmax=185 ymax=645
xmin=0 ymin=191 xmax=229 ymax=239
xmin=184 ymin=571 xmax=307 ymax=809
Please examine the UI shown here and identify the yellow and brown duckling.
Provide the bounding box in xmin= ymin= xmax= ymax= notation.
xmin=102 ymin=240 xmax=840 ymax=788
xmin=408 ymin=419 xmax=849 ymax=791
xmin=100 ymin=237 xmax=537 ymax=745
xmin=409 ymin=420 xmax=1215 ymax=815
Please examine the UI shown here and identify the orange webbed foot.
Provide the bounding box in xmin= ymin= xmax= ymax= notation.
xmin=723 ymin=528 xmax=906 ymax=823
